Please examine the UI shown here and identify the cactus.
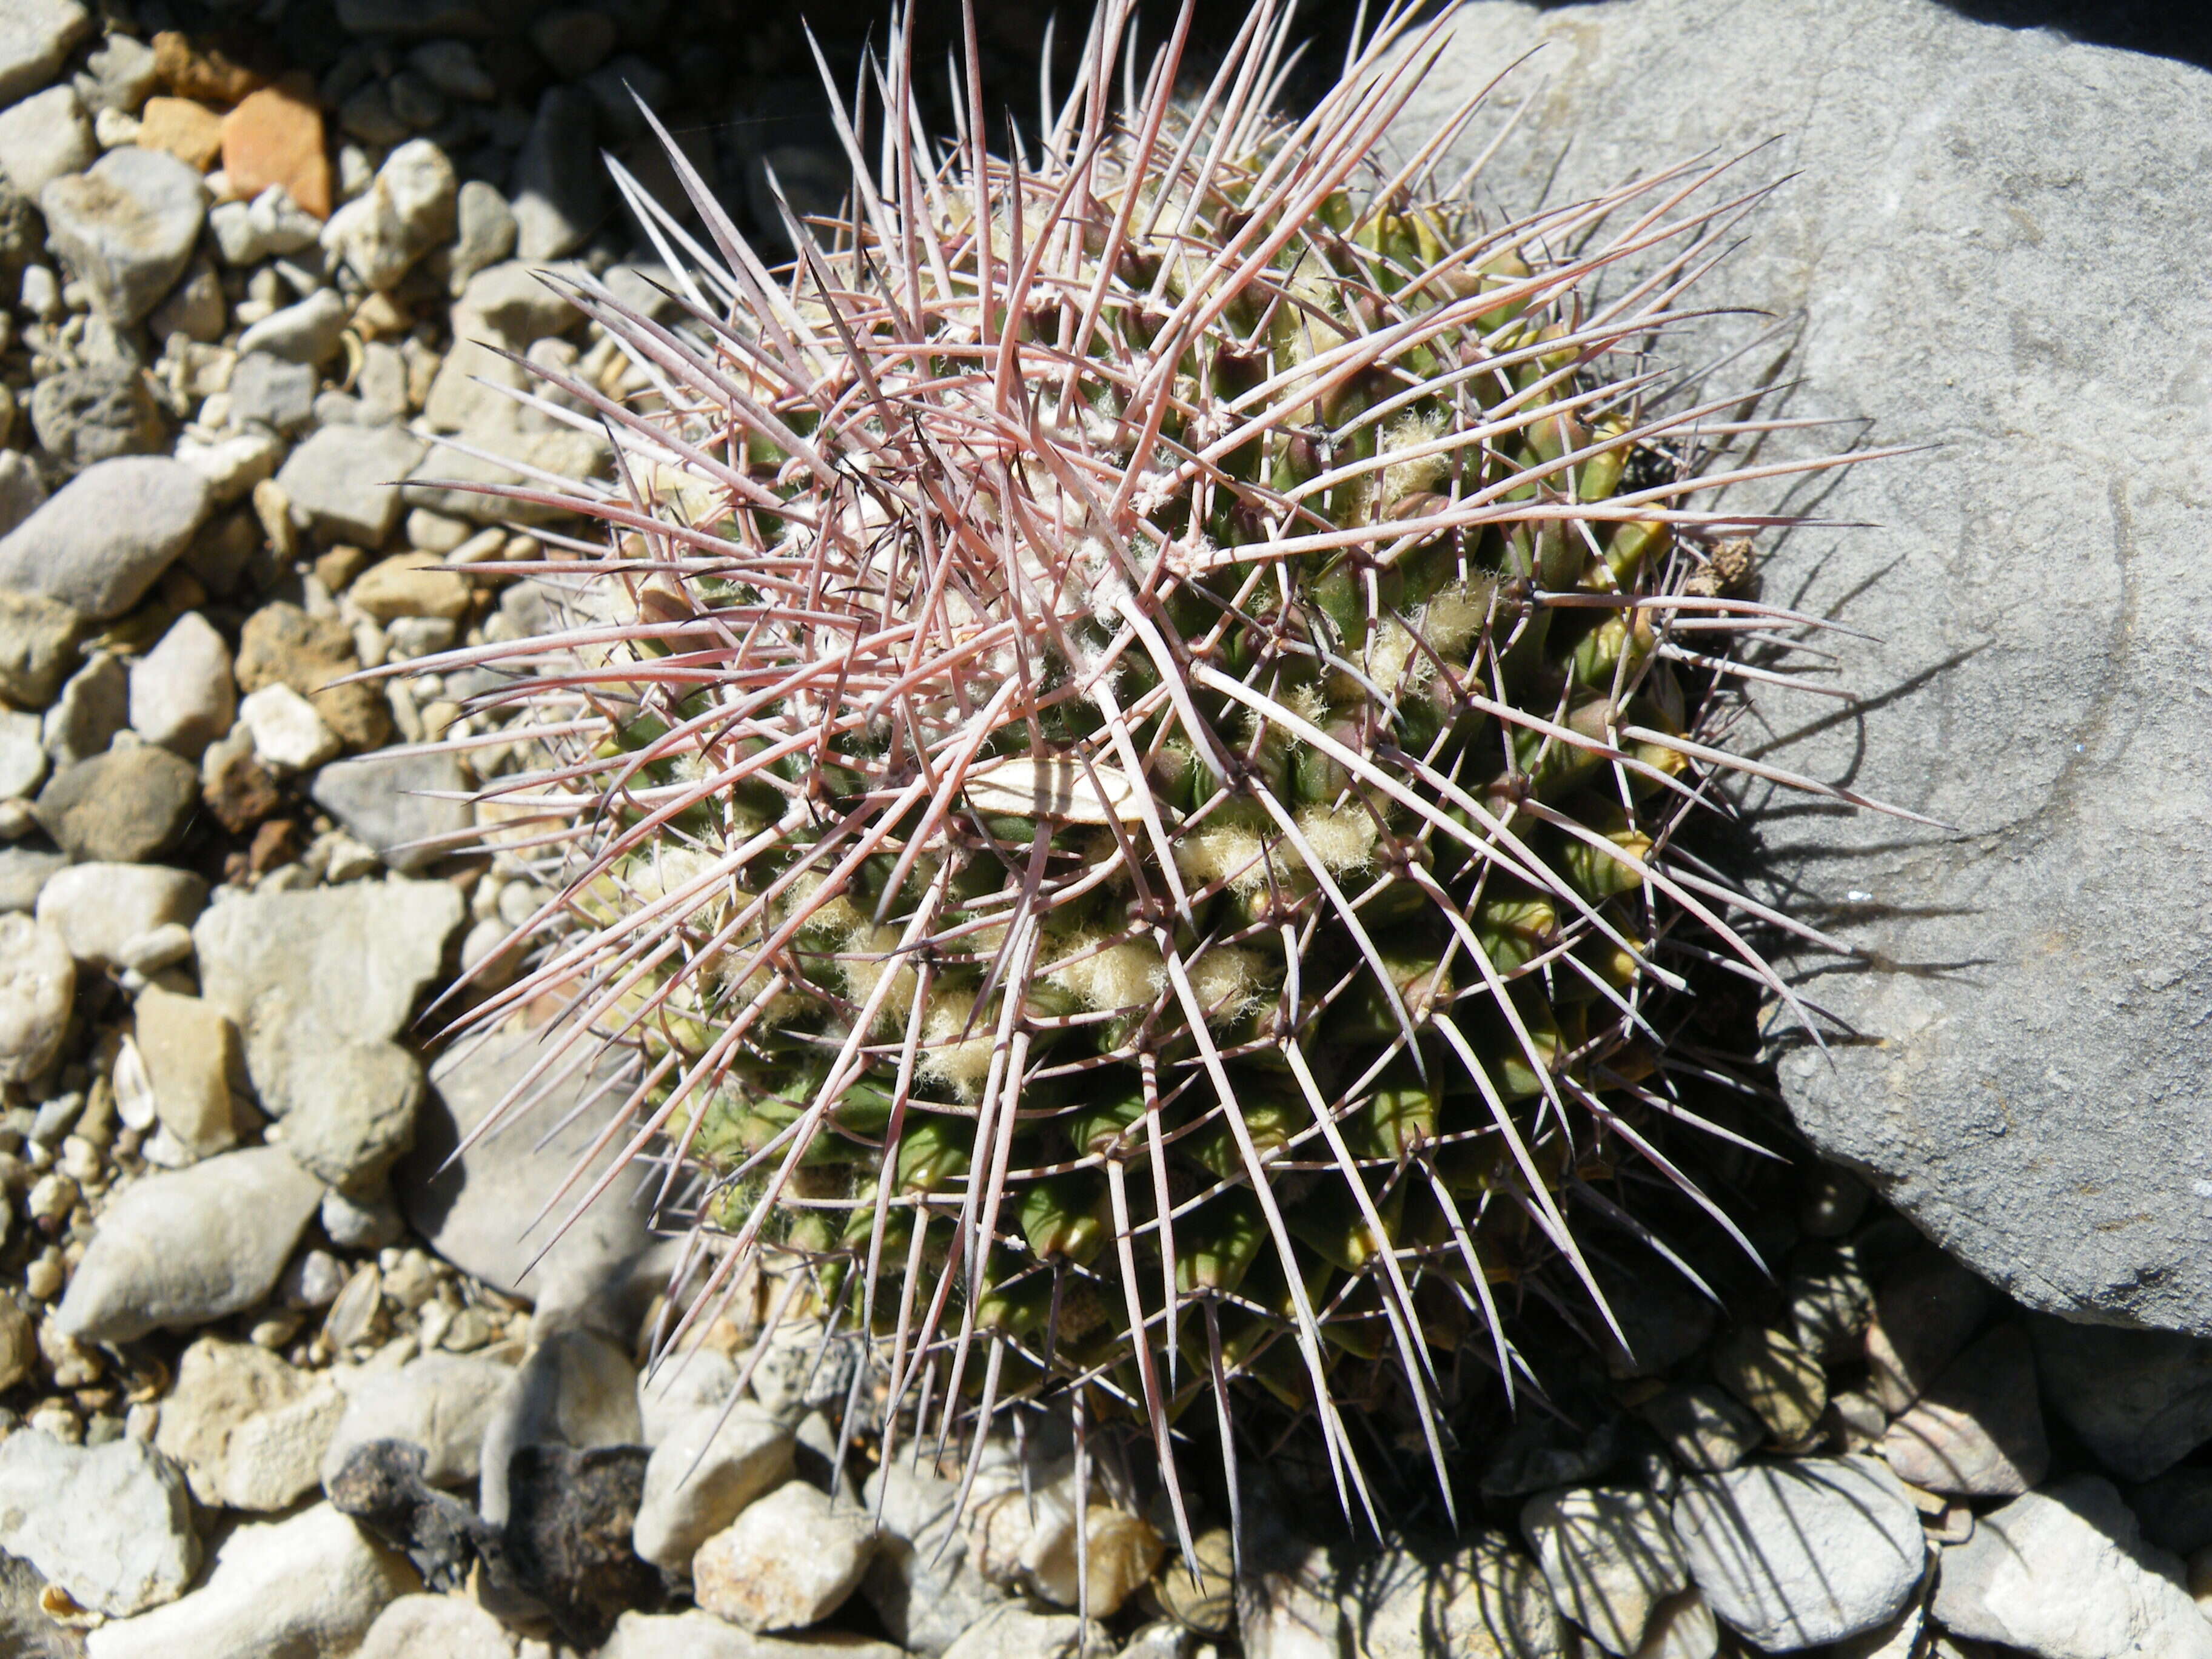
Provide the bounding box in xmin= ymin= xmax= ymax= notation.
xmin=436 ymin=0 xmax=1912 ymax=1563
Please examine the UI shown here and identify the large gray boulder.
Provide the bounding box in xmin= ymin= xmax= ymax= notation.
xmin=1411 ymin=2 xmax=2212 ymax=1332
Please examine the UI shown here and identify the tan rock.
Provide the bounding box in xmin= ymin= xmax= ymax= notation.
xmin=136 ymin=96 xmax=222 ymax=172
xmin=349 ymin=552 xmax=472 ymax=623
xmin=1714 ymin=1325 xmax=1829 ymax=1446
xmin=133 ymin=984 xmax=240 ymax=1162
xmin=234 ymin=601 xmax=390 ymax=751
xmin=151 ymin=31 xmax=263 ymax=106
xmin=692 ymin=1480 xmax=873 ymax=1632
xmin=221 ymin=82 xmax=330 ymax=220
xmin=155 ymin=1335 xmax=339 ymax=1510
xmin=0 ymin=1299 xmax=33 ymax=1392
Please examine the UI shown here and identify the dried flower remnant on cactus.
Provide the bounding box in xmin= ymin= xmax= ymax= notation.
xmin=421 ymin=0 xmax=1919 ymax=1564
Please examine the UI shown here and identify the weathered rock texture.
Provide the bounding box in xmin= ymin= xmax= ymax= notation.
xmin=1413 ymin=0 xmax=2212 ymax=1332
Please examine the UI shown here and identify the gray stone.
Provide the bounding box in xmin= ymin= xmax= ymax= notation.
xmin=236 ymin=286 xmax=349 ymax=365
xmin=1934 ymin=1475 xmax=2212 ymax=1658
xmin=1409 ymin=0 xmax=2212 ymax=1335
xmin=42 ymin=651 xmax=127 ymax=765
xmin=82 ymin=1501 xmax=420 ymax=1659
xmin=409 ymin=42 xmax=495 ymax=103
xmin=632 ymin=1399 xmax=795 ymax=1572
xmin=458 ymin=260 xmax=585 ymax=346
xmin=0 ymin=455 xmax=210 ymax=618
xmin=2029 ymin=1315 xmax=2212 ymax=1482
xmin=36 ymin=861 xmax=206 ymax=965
xmin=322 ymin=1184 xmax=407 ymax=1250
xmin=193 ymin=877 xmax=462 ymax=1051
xmin=2128 ymin=1466 xmax=2212 ymax=1558
xmin=55 ymin=1145 xmax=326 ymax=1341
xmin=1866 ymin=1251 xmax=1998 ymax=1413
xmin=1881 ymin=1324 xmax=2048 ymax=1497
xmin=0 ymin=708 xmax=44 ymax=799
xmin=207 ymin=186 xmax=321 ymax=268
xmin=637 ymin=1347 xmax=742 ymax=1443
xmin=149 ymin=256 xmax=225 ymax=344
xmin=0 ymin=450 xmax=47 ymax=539
xmin=1637 ymin=1385 xmax=1765 ymax=1476
xmin=0 ymin=1430 xmax=198 ymax=1617
xmin=278 ymin=1034 xmax=426 ymax=1192
xmin=1786 ymin=1252 xmax=1877 ymax=1367
xmin=400 ymin=1024 xmax=656 ymax=1307
xmin=0 ymin=0 xmax=87 ymax=106
xmin=338 ymin=81 xmax=408 ymax=148
xmin=76 ymin=32 xmax=158 ymax=115
xmin=597 ymin=1609 xmax=906 ymax=1659
xmin=34 ymin=742 xmax=198 ymax=862
xmin=1521 ymin=1485 xmax=1684 ymax=1656
xmin=192 ymin=878 xmax=461 ymax=1174
xmin=0 ymin=845 xmax=63 ymax=909
xmin=320 ymin=1351 xmax=515 ymax=1489
xmin=0 ymin=911 xmax=72 ymax=1084
xmin=1671 ymin=1456 xmax=1922 ymax=1652
xmin=129 ymin=611 xmax=234 ymax=759
xmin=448 ymin=177 xmax=515 ymax=289
xmin=418 ymin=327 xmax=523 ymax=432
xmin=0 ymin=83 xmax=95 ymax=198
xmin=941 ymin=1604 xmax=1094 ymax=1659
xmin=228 ymin=352 xmax=318 ymax=434
xmin=173 ymin=427 xmax=284 ymax=505
xmin=310 ymin=746 xmax=474 ymax=871
xmin=1827 ymin=1587 xmax=1927 ymax=1659
xmin=31 ymin=363 xmax=167 ymax=469
xmin=0 ymin=585 xmax=78 ymax=705
xmin=275 ymin=423 xmax=427 ymax=545
xmin=387 ymin=69 xmax=446 ymax=131
xmin=861 ymin=1456 xmax=1007 ymax=1655
xmin=39 ymin=147 xmax=204 ymax=324
xmin=0 ymin=1555 xmax=74 ymax=1659
xmin=511 ymin=85 xmax=602 ymax=261
xmin=1343 ymin=1536 xmax=1570 ymax=1659
xmin=357 ymin=1592 xmax=514 ymax=1659
xmin=746 ymin=1318 xmax=865 ymax=1424
xmin=323 ymin=136 xmax=455 ymax=290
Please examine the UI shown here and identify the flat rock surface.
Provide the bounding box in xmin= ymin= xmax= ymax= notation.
xmin=0 ymin=455 xmax=209 ymax=618
xmin=1933 ymin=1475 xmax=2212 ymax=1658
xmin=1882 ymin=1323 xmax=2049 ymax=1496
xmin=192 ymin=876 xmax=463 ymax=1081
xmin=2028 ymin=1315 xmax=2212 ymax=1483
xmin=83 ymin=1501 xmax=418 ymax=1659
xmin=55 ymin=1144 xmax=324 ymax=1341
xmin=1520 ymin=1484 xmax=1684 ymax=1655
xmin=0 ymin=1430 xmax=198 ymax=1617
xmin=1413 ymin=0 xmax=2212 ymax=1331
xmin=1671 ymin=1455 xmax=1923 ymax=1651
xmin=400 ymin=1023 xmax=655 ymax=1305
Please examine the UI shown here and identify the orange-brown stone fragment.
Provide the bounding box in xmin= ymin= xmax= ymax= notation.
xmin=152 ymin=31 xmax=264 ymax=105
xmin=137 ymin=96 xmax=224 ymax=172
xmin=221 ymin=81 xmax=332 ymax=218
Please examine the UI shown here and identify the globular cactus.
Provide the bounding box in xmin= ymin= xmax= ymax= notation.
xmin=437 ymin=0 xmax=1911 ymax=1559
